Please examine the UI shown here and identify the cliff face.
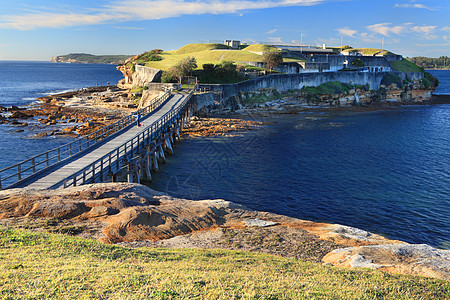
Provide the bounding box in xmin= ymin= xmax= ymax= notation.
xmin=51 ymin=56 xmax=78 ymax=63
xmin=117 ymin=63 xmax=161 ymax=88
xmin=117 ymin=63 xmax=134 ymax=87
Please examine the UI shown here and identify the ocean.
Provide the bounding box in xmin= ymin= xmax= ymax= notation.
xmin=150 ymin=69 xmax=450 ymax=249
xmin=0 ymin=61 xmax=123 ymax=170
xmin=0 ymin=63 xmax=448 ymax=249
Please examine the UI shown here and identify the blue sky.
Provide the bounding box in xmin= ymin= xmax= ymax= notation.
xmin=0 ymin=0 xmax=449 ymax=60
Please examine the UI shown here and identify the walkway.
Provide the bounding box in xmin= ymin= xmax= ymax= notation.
xmin=14 ymin=92 xmax=188 ymax=189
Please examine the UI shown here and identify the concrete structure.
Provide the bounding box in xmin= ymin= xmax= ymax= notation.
xmin=195 ymin=72 xmax=389 ymax=107
xmin=135 ymin=65 xmax=161 ymax=84
xmin=224 ymin=40 xmax=241 ymax=49
xmin=309 ymin=54 xmax=394 ymax=72
xmin=277 ymin=45 xmax=335 ymax=55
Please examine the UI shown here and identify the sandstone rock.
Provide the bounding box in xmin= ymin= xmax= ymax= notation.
xmin=62 ymin=126 xmax=78 ymax=133
xmin=8 ymin=105 xmax=22 ymax=111
xmin=9 ymin=111 xmax=31 ymax=119
xmin=0 ymin=183 xmax=448 ymax=280
xmin=244 ymin=218 xmax=278 ymax=227
xmin=323 ymin=244 xmax=450 ymax=280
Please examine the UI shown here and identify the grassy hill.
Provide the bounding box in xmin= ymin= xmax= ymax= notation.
xmin=136 ymin=43 xmax=302 ymax=71
xmin=343 ymin=48 xmax=395 ymax=56
xmin=1 ymin=227 xmax=448 ymax=299
xmin=391 ymin=58 xmax=425 ymax=72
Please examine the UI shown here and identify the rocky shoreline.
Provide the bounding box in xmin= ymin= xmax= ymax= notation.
xmin=1 ymin=82 xmax=448 ymax=140
xmin=0 ymin=183 xmax=448 ymax=280
xmin=0 ymin=85 xmax=449 ymax=281
xmin=0 ymin=86 xmax=136 ymax=138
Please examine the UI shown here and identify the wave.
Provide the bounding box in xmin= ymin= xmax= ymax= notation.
xmin=39 ymin=88 xmax=78 ymax=96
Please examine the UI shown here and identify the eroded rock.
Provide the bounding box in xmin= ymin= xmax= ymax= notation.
xmin=0 ymin=182 xmax=448 ymax=280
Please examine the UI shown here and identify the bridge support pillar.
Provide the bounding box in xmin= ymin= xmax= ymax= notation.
xmin=175 ymin=127 xmax=181 ymax=142
xmin=152 ymin=152 xmax=159 ymax=172
xmin=164 ymin=137 xmax=174 ymax=155
xmin=145 ymin=154 xmax=152 ymax=182
xmin=127 ymin=165 xmax=134 ymax=183
xmin=158 ymin=145 xmax=166 ymax=162
xmin=136 ymin=163 xmax=141 ymax=184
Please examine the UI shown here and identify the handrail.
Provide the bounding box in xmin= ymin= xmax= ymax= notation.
xmin=0 ymin=90 xmax=172 ymax=189
xmin=59 ymin=87 xmax=197 ymax=189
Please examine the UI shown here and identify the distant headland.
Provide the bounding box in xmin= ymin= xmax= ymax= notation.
xmin=51 ymin=53 xmax=133 ymax=64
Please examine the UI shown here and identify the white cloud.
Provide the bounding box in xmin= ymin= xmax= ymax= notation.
xmin=411 ymin=25 xmax=437 ymax=34
xmin=266 ymin=29 xmax=278 ymax=34
xmin=367 ymin=23 xmax=409 ymax=36
xmin=268 ymin=36 xmax=283 ymax=43
xmin=367 ymin=23 xmax=437 ymax=39
xmin=0 ymin=0 xmax=332 ymax=30
xmin=441 ymin=26 xmax=450 ymax=32
xmin=394 ymin=3 xmax=437 ymax=11
xmin=338 ymin=27 xmax=357 ymax=37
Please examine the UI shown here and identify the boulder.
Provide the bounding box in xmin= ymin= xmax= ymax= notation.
xmin=323 ymin=244 xmax=450 ymax=280
xmin=9 ymin=111 xmax=31 ymax=119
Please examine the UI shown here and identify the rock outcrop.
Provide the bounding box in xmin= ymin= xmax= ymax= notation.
xmin=0 ymin=183 xmax=448 ymax=280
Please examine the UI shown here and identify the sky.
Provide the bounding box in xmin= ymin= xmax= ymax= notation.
xmin=0 ymin=0 xmax=449 ymax=60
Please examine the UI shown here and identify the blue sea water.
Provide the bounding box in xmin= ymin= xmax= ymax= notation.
xmin=0 ymin=63 xmax=448 ymax=249
xmin=0 ymin=61 xmax=123 ymax=170
xmin=150 ymin=70 xmax=450 ymax=249
xmin=430 ymin=69 xmax=450 ymax=95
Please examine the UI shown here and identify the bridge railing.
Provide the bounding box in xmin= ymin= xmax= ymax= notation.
xmin=0 ymin=90 xmax=171 ymax=190
xmin=60 ymin=88 xmax=196 ymax=188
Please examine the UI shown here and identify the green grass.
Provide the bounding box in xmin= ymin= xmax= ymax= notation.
xmin=146 ymin=50 xmax=263 ymax=71
xmin=391 ymin=58 xmax=424 ymax=72
xmin=136 ymin=44 xmax=302 ymax=72
xmin=343 ymin=48 xmax=395 ymax=56
xmin=55 ymin=53 xmax=132 ymax=64
xmin=173 ymin=43 xmax=231 ymax=54
xmin=244 ymin=44 xmax=279 ymax=53
xmin=130 ymin=86 xmax=148 ymax=93
xmin=1 ymin=227 xmax=448 ymax=299
xmin=301 ymin=81 xmax=368 ymax=95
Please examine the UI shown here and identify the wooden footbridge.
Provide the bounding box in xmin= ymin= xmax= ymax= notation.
xmin=0 ymin=88 xmax=196 ymax=190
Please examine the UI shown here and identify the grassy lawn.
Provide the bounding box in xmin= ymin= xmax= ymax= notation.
xmin=344 ymin=48 xmax=395 ymax=56
xmin=0 ymin=227 xmax=448 ymax=299
xmin=140 ymin=43 xmax=303 ymax=71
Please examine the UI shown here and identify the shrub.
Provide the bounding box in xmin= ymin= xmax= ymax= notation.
xmin=135 ymin=49 xmax=163 ymax=63
xmin=381 ymin=73 xmax=403 ymax=88
xmin=162 ymin=57 xmax=198 ymax=82
xmin=421 ymin=78 xmax=431 ymax=89
xmin=352 ymin=58 xmax=365 ymax=68
xmin=424 ymin=72 xmax=439 ymax=88
xmin=263 ymin=51 xmax=283 ymax=72
xmin=202 ymin=63 xmax=215 ymax=74
xmin=196 ymin=61 xmax=243 ymax=83
xmin=161 ymin=71 xmax=177 ymax=83
xmin=301 ymin=82 xmax=353 ymax=95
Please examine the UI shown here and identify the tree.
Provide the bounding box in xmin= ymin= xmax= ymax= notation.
xmin=174 ymin=56 xmax=197 ymax=77
xmin=162 ymin=56 xmax=198 ymax=82
xmin=202 ymin=63 xmax=215 ymax=74
xmin=351 ymin=58 xmax=365 ymax=68
xmin=262 ymin=51 xmax=283 ymax=72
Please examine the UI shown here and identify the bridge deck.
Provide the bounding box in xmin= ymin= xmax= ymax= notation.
xmin=17 ymin=93 xmax=187 ymax=189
